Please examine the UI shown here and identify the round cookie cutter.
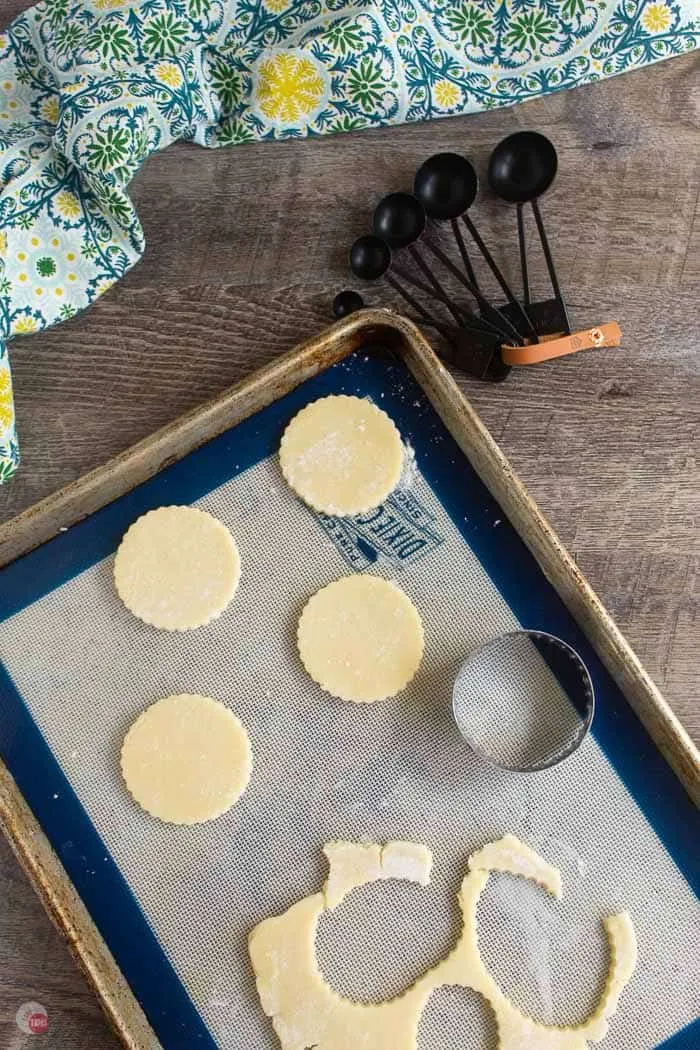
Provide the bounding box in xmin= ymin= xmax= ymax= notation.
xmin=452 ymin=629 xmax=594 ymax=772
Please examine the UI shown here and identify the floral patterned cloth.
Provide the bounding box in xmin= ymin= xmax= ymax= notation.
xmin=0 ymin=0 xmax=697 ymax=483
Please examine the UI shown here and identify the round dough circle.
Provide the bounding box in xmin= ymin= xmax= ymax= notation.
xmin=298 ymin=575 xmax=424 ymax=702
xmin=121 ymin=694 xmax=252 ymax=824
xmin=279 ymin=395 xmax=403 ymax=516
xmin=114 ymin=505 xmax=241 ymax=631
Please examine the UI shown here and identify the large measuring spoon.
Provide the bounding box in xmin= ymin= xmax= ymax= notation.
xmin=414 ymin=153 xmax=536 ymax=340
xmin=488 ymin=131 xmax=570 ymax=334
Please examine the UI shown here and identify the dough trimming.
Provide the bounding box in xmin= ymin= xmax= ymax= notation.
xmin=249 ymin=834 xmax=637 ymax=1050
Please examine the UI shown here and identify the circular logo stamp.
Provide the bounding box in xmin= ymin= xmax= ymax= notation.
xmin=15 ymin=1002 xmax=48 ymax=1035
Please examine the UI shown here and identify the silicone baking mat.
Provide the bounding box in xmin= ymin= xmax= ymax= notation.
xmin=0 ymin=350 xmax=698 ymax=1050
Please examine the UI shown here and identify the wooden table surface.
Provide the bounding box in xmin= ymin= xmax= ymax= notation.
xmin=0 ymin=19 xmax=698 ymax=1045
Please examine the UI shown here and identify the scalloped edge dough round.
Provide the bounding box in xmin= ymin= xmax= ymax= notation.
xmin=297 ymin=575 xmax=424 ymax=703
xmin=114 ymin=505 xmax=241 ymax=631
xmin=121 ymin=694 xmax=252 ymax=825
xmin=279 ymin=395 xmax=404 ymax=516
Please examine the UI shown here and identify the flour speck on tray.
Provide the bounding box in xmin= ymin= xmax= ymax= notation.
xmin=398 ymin=442 xmax=417 ymax=490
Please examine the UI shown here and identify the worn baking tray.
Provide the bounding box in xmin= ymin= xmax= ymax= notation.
xmin=0 ymin=310 xmax=697 ymax=1050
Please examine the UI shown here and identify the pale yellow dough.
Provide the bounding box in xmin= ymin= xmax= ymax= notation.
xmin=121 ymin=694 xmax=252 ymax=824
xmin=297 ymin=575 xmax=424 ymax=702
xmin=323 ymin=840 xmax=432 ymax=910
xmin=279 ymin=395 xmax=403 ymax=516
xmin=249 ymin=834 xmax=637 ymax=1050
xmin=114 ymin=505 xmax=241 ymax=631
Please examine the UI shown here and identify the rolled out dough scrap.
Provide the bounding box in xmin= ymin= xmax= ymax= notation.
xmin=469 ymin=833 xmax=563 ymax=899
xmin=323 ymin=841 xmax=432 ymax=910
xmin=249 ymin=834 xmax=637 ymax=1050
xmin=297 ymin=574 xmax=424 ymax=702
xmin=121 ymin=694 xmax=252 ymax=824
xmin=114 ymin=505 xmax=241 ymax=631
xmin=279 ymin=395 xmax=403 ymax=516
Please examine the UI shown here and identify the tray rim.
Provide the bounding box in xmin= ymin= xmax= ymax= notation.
xmin=0 ymin=308 xmax=698 ymax=1050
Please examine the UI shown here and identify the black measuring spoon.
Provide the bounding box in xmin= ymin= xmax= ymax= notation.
xmin=371 ymin=193 xmax=467 ymax=328
xmin=349 ymin=234 xmax=507 ymax=381
xmin=349 ymin=234 xmax=499 ymax=338
xmin=373 ymin=193 xmax=522 ymax=344
xmin=350 ymin=234 xmax=455 ymax=338
xmin=488 ymin=131 xmax=570 ymax=334
xmin=356 ymin=200 xmax=497 ymax=335
xmin=332 ymin=289 xmax=365 ymax=318
xmin=414 ymin=153 xmax=536 ymax=340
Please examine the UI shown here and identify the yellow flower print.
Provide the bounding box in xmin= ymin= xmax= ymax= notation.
xmin=63 ymin=79 xmax=86 ymax=95
xmin=40 ymin=95 xmax=59 ymax=124
xmin=12 ymin=315 xmax=39 ymax=335
xmin=0 ymin=365 xmax=13 ymax=432
xmin=97 ymin=278 xmax=115 ymax=294
xmin=93 ymin=0 xmax=129 ymax=9
xmin=642 ymin=2 xmax=672 ymax=33
xmin=154 ymin=61 xmax=183 ymax=88
xmin=263 ymin=0 xmax=289 ymax=11
xmin=433 ymin=79 xmax=463 ymax=109
xmin=255 ymin=51 xmax=326 ymax=126
xmin=0 ymin=231 xmax=6 ymax=255
xmin=56 ymin=190 xmax=81 ymax=219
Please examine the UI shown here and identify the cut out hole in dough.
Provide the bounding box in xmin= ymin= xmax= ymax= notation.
xmin=279 ymin=395 xmax=403 ymax=516
xmin=318 ymin=842 xmax=444 ymax=1004
xmin=418 ymin=986 xmax=498 ymax=1050
xmin=317 ymin=881 xmax=454 ymax=1005
xmin=114 ymin=505 xmax=241 ymax=631
xmin=121 ymin=694 xmax=252 ymax=824
xmin=249 ymin=835 xmax=637 ymax=1050
xmin=476 ymin=866 xmax=608 ymax=1027
xmin=297 ymin=575 xmax=424 ymax=702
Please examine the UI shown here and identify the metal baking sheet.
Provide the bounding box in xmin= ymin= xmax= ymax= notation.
xmin=0 ymin=313 xmax=697 ymax=1050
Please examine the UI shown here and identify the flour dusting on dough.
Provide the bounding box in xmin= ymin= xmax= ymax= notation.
xmin=279 ymin=395 xmax=404 ymax=516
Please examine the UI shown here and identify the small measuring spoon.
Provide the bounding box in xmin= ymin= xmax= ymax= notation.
xmin=415 ymin=153 xmax=536 ymax=340
xmin=332 ymin=287 xmax=444 ymax=334
xmin=332 ymin=289 xmax=365 ymax=318
xmin=350 ymin=234 xmax=455 ymax=338
xmin=351 ymin=229 xmax=499 ymax=338
xmin=488 ymin=132 xmax=570 ymax=334
xmin=349 ymin=235 xmax=507 ymax=381
xmin=372 ymin=193 xmax=467 ymax=328
xmin=374 ymin=193 xmax=522 ymax=344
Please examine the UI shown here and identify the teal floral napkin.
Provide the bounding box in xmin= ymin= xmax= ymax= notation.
xmin=1 ymin=0 xmax=697 ymax=483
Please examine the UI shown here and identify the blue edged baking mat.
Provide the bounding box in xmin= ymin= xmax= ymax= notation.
xmin=0 ymin=350 xmax=698 ymax=1050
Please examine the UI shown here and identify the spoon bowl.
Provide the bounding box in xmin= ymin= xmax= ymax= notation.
xmin=333 ymin=289 xmax=364 ymax=318
xmin=373 ymin=193 xmax=426 ymax=248
xmin=349 ymin=235 xmax=391 ymax=281
xmin=488 ymin=131 xmax=557 ymax=204
xmin=414 ymin=153 xmax=478 ymax=221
